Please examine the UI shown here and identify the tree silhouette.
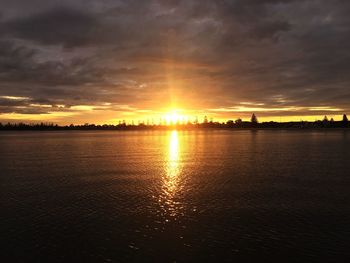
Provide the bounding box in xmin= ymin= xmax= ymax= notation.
xmin=342 ymin=114 xmax=348 ymax=127
xmin=203 ymin=116 xmax=208 ymax=124
xmin=251 ymin=113 xmax=258 ymax=124
xmin=322 ymin=116 xmax=329 ymax=127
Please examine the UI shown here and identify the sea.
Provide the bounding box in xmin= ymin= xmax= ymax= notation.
xmin=1 ymin=130 xmax=350 ymax=262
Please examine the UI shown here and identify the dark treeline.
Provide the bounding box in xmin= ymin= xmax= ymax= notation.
xmin=1 ymin=114 xmax=349 ymax=131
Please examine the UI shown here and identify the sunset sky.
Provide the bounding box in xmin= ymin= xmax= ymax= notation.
xmin=0 ymin=0 xmax=349 ymax=124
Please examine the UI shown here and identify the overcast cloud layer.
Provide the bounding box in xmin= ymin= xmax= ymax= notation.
xmin=0 ymin=0 xmax=349 ymax=123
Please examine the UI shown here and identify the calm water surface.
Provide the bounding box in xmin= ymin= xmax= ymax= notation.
xmin=1 ymin=130 xmax=350 ymax=262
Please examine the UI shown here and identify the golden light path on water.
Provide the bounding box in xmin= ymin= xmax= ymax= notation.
xmin=159 ymin=130 xmax=184 ymax=219
xmin=167 ymin=130 xmax=180 ymax=184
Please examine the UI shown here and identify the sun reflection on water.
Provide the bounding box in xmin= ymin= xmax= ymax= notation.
xmin=167 ymin=130 xmax=180 ymax=181
xmin=159 ymin=130 xmax=184 ymax=219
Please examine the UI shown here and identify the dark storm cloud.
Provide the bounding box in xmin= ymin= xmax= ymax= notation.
xmin=5 ymin=8 xmax=99 ymax=48
xmin=0 ymin=0 xmax=349 ymax=118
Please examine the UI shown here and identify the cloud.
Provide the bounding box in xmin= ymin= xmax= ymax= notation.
xmin=0 ymin=0 xmax=349 ymax=123
xmin=5 ymin=7 xmax=99 ymax=48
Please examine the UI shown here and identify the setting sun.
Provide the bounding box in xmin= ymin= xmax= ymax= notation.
xmin=164 ymin=110 xmax=188 ymax=125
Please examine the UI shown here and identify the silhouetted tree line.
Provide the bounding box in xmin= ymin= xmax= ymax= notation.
xmin=0 ymin=114 xmax=349 ymax=131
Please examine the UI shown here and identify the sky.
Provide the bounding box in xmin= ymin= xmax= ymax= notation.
xmin=0 ymin=0 xmax=349 ymax=124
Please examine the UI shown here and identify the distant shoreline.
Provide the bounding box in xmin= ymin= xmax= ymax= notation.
xmin=1 ymin=122 xmax=349 ymax=131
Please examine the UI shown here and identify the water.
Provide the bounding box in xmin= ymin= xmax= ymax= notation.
xmin=1 ymin=130 xmax=350 ymax=262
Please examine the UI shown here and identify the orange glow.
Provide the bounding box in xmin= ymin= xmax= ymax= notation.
xmin=159 ymin=130 xmax=184 ymax=219
xmin=167 ymin=130 xmax=180 ymax=180
xmin=163 ymin=109 xmax=189 ymax=125
xmin=0 ymin=101 xmax=347 ymax=125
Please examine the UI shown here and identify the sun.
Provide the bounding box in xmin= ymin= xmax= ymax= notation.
xmin=164 ymin=109 xmax=187 ymax=125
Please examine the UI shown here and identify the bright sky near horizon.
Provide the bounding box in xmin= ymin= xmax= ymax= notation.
xmin=0 ymin=0 xmax=349 ymax=124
